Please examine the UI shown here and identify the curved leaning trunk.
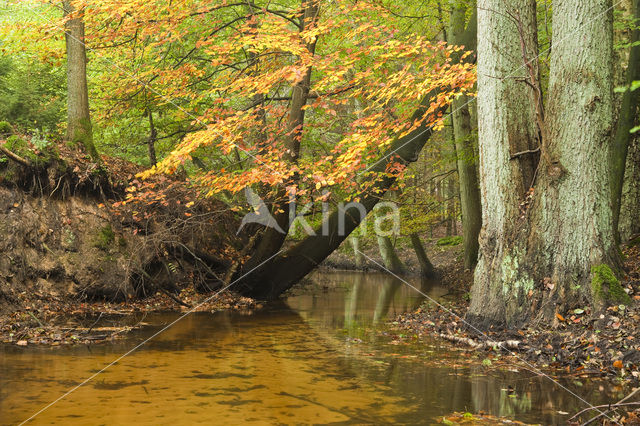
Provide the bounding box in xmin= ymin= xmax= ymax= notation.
xmin=233 ymin=12 xmax=478 ymax=300
xmin=468 ymin=0 xmax=619 ymax=327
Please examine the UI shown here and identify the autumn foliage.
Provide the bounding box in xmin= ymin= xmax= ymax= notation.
xmin=10 ymin=0 xmax=475 ymax=206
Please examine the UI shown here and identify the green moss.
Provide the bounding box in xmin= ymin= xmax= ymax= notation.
xmin=5 ymin=135 xmax=39 ymax=164
xmin=591 ymin=264 xmax=630 ymax=305
xmin=436 ymin=236 xmax=463 ymax=246
xmin=0 ymin=121 xmax=12 ymax=137
xmin=94 ymin=225 xmax=115 ymax=251
xmin=5 ymin=135 xmax=27 ymax=152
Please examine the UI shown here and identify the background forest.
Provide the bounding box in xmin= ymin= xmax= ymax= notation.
xmin=0 ymin=0 xmax=638 ymax=324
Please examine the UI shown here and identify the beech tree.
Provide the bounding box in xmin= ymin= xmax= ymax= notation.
xmin=468 ymin=0 xmax=621 ymax=326
xmin=62 ymin=0 xmax=100 ymax=162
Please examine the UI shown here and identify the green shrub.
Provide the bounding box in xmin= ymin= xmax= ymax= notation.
xmin=0 ymin=121 xmax=12 ymax=137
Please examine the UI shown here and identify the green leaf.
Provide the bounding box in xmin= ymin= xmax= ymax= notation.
xmin=630 ymin=125 xmax=640 ymax=134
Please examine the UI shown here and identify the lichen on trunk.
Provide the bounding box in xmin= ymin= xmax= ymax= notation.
xmin=468 ymin=0 xmax=620 ymax=328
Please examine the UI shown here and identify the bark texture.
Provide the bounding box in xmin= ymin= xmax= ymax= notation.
xmin=376 ymin=236 xmax=405 ymax=273
xmin=63 ymin=1 xmax=99 ymax=162
xmin=410 ymin=233 xmax=436 ymax=277
xmin=468 ymin=0 xmax=540 ymax=326
xmin=469 ymin=0 xmax=618 ymax=327
xmin=620 ymin=135 xmax=640 ymax=241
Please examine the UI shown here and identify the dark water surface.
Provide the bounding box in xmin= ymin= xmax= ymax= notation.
xmin=0 ymin=272 xmax=621 ymax=424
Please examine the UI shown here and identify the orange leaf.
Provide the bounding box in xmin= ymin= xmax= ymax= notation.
xmin=613 ymin=360 xmax=623 ymax=369
xmin=555 ymin=313 xmax=565 ymax=322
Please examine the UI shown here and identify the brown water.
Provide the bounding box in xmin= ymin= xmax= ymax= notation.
xmin=0 ymin=272 xmax=622 ymax=425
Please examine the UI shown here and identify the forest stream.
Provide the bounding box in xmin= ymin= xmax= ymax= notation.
xmin=0 ymin=272 xmax=623 ymax=425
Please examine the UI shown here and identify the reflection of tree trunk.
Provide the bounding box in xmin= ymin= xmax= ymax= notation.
xmin=410 ymin=233 xmax=435 ymax=278
xmin=344 ymin=273 xmax=362 ymax=331
xmin=373 ymin=277 xmax=402 ymax=323
xmin=377 ymin=236 xmax=405 ymax=274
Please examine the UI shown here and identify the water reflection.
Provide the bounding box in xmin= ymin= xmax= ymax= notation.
xmin=0 ymin=271 xmax=620 ymax=424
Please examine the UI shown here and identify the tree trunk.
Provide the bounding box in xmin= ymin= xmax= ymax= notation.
xmin=468 ymin=0 xmax=618 ymax=327
xmin=376 ymin=236 xmax=405 ymax=273
xmin=63 ymin=0 xmax=100 ymax=162
xmin=147 ymin=109 xmax=157 ymax=166
xmin=620 ymin=135 xmax=640 ymax=241
xmin=612 ymin=0 xmax=640 ymax=241
xmin=410 ymin=233 xmax=436 ymax=278
xmin=234 ymin=12 xmax=477 ymax=300
xmin=351 ymin=236 xmax=364 ymax=268
xmin=449 ymin=2 xmax=482 ymax=270
xmin=239 ymin=0 xmax=318 ymax=273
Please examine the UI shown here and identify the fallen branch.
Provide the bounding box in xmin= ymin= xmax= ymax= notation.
xmin=438 ymin=333 xmax=522 ymax=350
xmin=570 ymin=386 xmax=640 ymax=425
xmin=0 ymin=146 xmax=31 ymax=167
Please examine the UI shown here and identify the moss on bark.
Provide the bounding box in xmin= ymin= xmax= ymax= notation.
xmin=591 ymin=264 xmax=631 ymax=305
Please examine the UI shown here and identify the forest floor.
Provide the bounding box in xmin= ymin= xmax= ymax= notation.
xmin=390 ymin=241 xmax=640 ymax=423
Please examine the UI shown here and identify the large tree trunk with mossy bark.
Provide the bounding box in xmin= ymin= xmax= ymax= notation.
xmin=449 ymin=2 xmax=482 ymax=271
xmin=468 ymin=0 xmax=621 ymax=328
xmin=63 ymin=1 xmax=100 ymax=163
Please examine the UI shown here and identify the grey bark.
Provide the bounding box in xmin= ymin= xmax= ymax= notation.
xmin=620 ymin=136 xmax=640 ymax=241
xmin=376 ymin=236 xmax=405 ymax=274
xmin=63 ymin=0 xmax=100 ymax=162
xmin=147 ymin=109 xmax=157 ymax=166
xmin=351 ymin=236 xmax=365 ymax=268
xmin=410 ymin=233 xmax=436 ymax=277
xmin=469 ymin=0 xmax=618 ymax=327
xmin=240 ymin=0 xmax=318 ymax=273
